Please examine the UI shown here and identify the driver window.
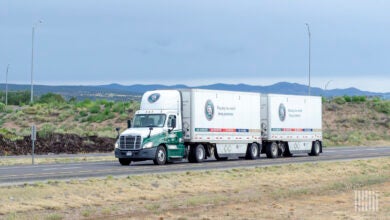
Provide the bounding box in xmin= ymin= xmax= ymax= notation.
xmin=167 ymin=115 xmax=176 ymax=128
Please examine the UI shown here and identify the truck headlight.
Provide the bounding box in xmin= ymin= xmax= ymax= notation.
xmin=143 ymin=142 xmax=153 ymax=149
xmin=115 ymin=140 xmax=119 ymax=149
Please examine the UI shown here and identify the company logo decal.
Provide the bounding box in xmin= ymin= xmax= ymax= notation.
xmin=279 ymin=103 xmax=286 ymax=122
xmin=148 ymin=93 xmax=160 ymax=103
xmin=205 ymin=100 xmax=214 ymax=121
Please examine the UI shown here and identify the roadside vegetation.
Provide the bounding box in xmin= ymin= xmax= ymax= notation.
xmin=0 ymin=91 xmax=389 ymax=153
xmin=0 ymin=158 xmax=388 ymax=219
xmin=0 ymin=91 xmax=139 ymax=140
xmin=322 ymin=95 xmax=390 ymax=146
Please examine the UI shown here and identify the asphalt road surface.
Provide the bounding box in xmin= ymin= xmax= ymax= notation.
xmin=1 ymin=146 xmax=389 ymax=186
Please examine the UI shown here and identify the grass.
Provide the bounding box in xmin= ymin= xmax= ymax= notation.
xmin=0 ymin=99 xmax=140 ymax=140
xmin=0 ymin=157 xmax=389 ymax=219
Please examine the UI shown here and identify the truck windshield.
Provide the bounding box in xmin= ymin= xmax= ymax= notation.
xmin=133 ymin=114 xmax=166 ymax=128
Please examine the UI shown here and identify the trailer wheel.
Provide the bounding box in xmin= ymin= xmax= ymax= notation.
xmin=195 ymin=144 xmax=205 ymax=163
xmin=214 ymin=148 xmax=228 ymax=161
xmin=189 ymin=144 xmax=205 ymax=163
xmin=119 ymin=158 xmax=131 ymax=166
xmin=278 ymin=142 xmax=286 ymax=157
xmin=309 ymin=141 xmax=320 ymax=156
xmin=153 ymin=145 xmax=167 ymax=165
xmin=283 ymin=143 xmax=293 ymax=157
xmin=246 ymin=143 xmax=259 ymax=160
xmin=266 ymin=142 xmax=278 ymax=158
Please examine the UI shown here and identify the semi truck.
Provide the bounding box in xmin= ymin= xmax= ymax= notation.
xmin=114 ymin=89 xmax=322 ymax=165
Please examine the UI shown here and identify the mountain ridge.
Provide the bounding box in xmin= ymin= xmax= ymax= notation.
xmin=1 ymin=82 xmax=389 ymax=100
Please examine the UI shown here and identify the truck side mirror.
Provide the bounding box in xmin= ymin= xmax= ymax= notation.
xmin=115 ymin=127 xmax=120 ymax=139
xmin=171 ymin=118 xmax=176 ymax=129
xmin=168 ymin=118 xmax=176 ymax=133
xmin=127 ymin=119 xmax=132 ymax=128
xmin=147 ymin=126 xmax=153 ymax=138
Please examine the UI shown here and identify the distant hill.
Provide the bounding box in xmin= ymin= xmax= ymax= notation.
xmin=1 ymin=82 xmax=389 ymax=100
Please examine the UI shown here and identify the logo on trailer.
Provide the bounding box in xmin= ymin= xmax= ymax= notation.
xmin=148 ymin=93 xmax=160 ymax=103
xmin=279 ymin=103 xmax=286 ymax=122
xmin=204 ymin=100 xmax=214 ymax=121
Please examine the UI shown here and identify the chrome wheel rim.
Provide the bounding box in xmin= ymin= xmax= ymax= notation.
xmin=158 ymin=149 xmax=165 ymax=161
xmin=197 ymin=146 xmax=204 ymax=160
xmin=251 ymin=144 xmax=257 ymax=156
xmin=315 ymin=143 xmax=320 ymax=153
xmin=271 ymin=144 xmax=278 ymax=155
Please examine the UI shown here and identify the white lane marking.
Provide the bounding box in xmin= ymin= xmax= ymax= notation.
xmin=325 ymin=148 xmax=383 ymax=153
xmin=42 ymin=167 xmax=81 ymax=171
xmin=0 ymin=162 xmax=115 ymax=170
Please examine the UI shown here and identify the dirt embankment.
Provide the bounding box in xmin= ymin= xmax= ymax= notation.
xmin=0 ymin=134 xmax=115 ymax=156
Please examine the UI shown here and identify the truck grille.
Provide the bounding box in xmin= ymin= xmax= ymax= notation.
xmin=119 ymin=135 xmax=142 ymax=150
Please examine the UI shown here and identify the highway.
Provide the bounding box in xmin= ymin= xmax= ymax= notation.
xmin=1 ymin=146 xmax=389 ymax=186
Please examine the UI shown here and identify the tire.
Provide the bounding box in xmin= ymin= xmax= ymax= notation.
xmin=214 ymin=147 xmax=228 ymax=161
xmin=283 ymin=143 xmax=293 ymax=157
xmin=189 ymin=144 xmax=205 ymax=163
xmin=153 ymin=145 xmax=167 ymax=165
xmin=245 ymin=143 xmax=259 ymax=160
xmin=266 ymin=142 xmax=278 ymax=158
xmin=309 ymin=141 xmax=320 ymax=156
xmin=119 ymin=158 xmax=131 ymax=166
xmin=278 ymin=142 xmax=286 ymax=157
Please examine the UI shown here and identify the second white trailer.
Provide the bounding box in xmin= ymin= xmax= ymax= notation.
xmin=260 ymin=94 xmax=323 ymax=158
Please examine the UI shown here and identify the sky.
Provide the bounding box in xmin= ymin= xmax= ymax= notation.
xmin=0 ymin=0 xmax=389 ymax=92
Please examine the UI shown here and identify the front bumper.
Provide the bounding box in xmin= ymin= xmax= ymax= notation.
xmin=115 ymin=148 xmax=157 ymax=161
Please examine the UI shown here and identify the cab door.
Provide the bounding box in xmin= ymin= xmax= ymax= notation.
xmin=166 ymin=115 xmax=185 ymax=158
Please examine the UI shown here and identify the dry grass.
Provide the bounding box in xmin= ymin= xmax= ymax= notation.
xmin=323 ymin=102 xmax=390 ymax=146
xmin=0 ymin=158 xmax=389 ymax=219
xmin=0 ymin=155 xmax=115 ymax=166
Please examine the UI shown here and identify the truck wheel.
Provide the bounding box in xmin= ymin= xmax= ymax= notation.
xmin=266 ymin=142 xmax=278 ymax=158
xmin=189 ymin=144 xmax=205 ymax=163
xmin=309 ymin=141 xmax=320 ymax=156
xmin=278 ymin=142 xmax=286 ymax=157
xmin=119 ymin=158 xmax=131 ymax=166
xmin=245 ymin=143 xmax=259 ymax=160
xmin=214 ymin=148 xmax=228 ymax=161
xmin=153 ymin=145 xmax=167 ymax=165
xmin=283 ymin=143 xmax=293 ymax=157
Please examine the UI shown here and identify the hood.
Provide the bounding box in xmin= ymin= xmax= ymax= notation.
xmin=120 ymin=127 xmax=165 ymax=138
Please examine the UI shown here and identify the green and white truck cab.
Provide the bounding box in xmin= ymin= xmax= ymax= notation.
xmin=115 ymin=90 xmax=186 ymax=165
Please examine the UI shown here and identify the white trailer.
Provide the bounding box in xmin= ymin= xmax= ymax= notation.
xmin=260 ymin=94 xmax=323 ymax=158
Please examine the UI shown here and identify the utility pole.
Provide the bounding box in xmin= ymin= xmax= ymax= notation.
xmin=5 ymin=64 xmax=9 ymax=105
xmin=305 ymin=23 xmax=311 ymax=96
xmin=30 ymin=20 xmax=43 ymax=104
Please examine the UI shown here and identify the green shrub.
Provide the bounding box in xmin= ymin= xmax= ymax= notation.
xmin=343 ymin=95 xmax=352 ymax=102
xmin=38 ymin=123 xmax=56 ymax=138
xmin=112 ymin=102 xmax=123 ymax=113
xmin=38 ymin=93 xmax=65 ymax=104
xmin=104 ymin=101 xmax=114 ymax=108
xmin=87 ymin=114 xmax=105 ymax=123
xmin=22 ymin=106 xmax=37 ymax=114
xmin=88 ymin=105 xmax=100 ymax=114
xmin=68 ymin=96 xmax=77 ymax=103
xmin=0 ymin=91 xmax=30 ymax=106
xmin=79 ymin=111 xmax=88 ymax=117
xmin=0 ymin=102 xmax=5 ymax=112
xmin=373 ymin=101 xmax=390 ymax=114
xmin=334 ymin=97 xmax=346 ymax=105
xmin=351 ymin=96 xmax=366 ymax=103
xmin=75 ymin=99 xmax=92 ymax=108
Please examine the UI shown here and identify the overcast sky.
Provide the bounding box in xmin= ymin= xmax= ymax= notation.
xmin=1 ymin=0 xmax=389 ymax=92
